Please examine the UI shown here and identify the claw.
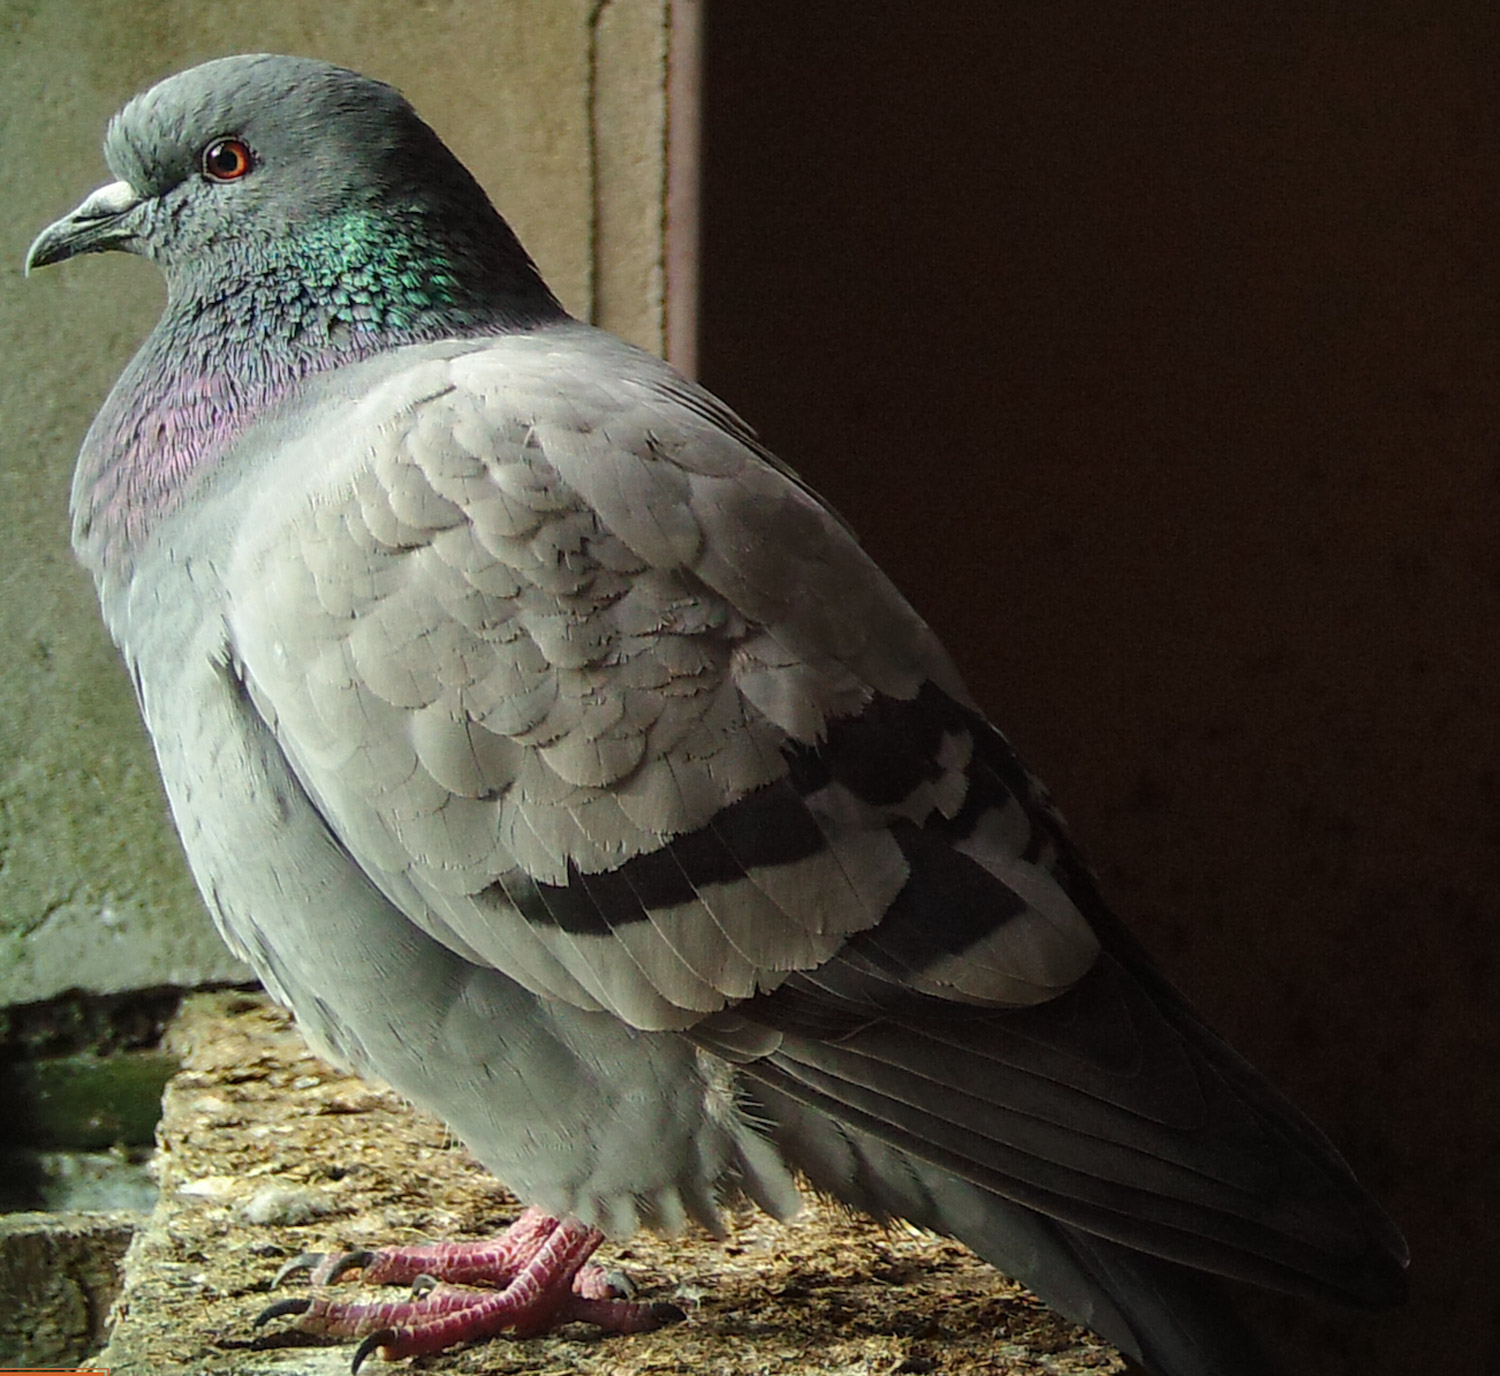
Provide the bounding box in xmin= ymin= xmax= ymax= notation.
xmin=254 ymin=1295 xmax=312 ymax=1327
xmin=271 ymin=1252 xmax=326 ymax=1288
xmin=252 ymin=1210 xmax=675 ymax=1361
xmin=351 ymin=1327 xmax=397 ymax=1374
xmin=325 ymin=1248 xmax=379 ymax=1283
xmin=598 ymin=1266 xmax=637 ymax=1298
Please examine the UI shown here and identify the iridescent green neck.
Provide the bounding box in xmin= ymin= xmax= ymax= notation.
xmin=74 ymin=205 xmax=563 ymax=582
xmin=261 ymin=205 xmax=560 ymax=340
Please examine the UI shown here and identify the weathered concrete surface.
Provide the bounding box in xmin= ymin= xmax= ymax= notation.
xmin=98 ymin=991 xmax=1123 ymax=1375
xmin=1 ymin=1 xmax=676 ymax=1006
xmin=0 ymin=1209 xmax=138 ymax=1366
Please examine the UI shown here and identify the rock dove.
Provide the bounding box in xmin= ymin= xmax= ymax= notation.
xmin=28 ymin=54 xmax=1407 ymax=1376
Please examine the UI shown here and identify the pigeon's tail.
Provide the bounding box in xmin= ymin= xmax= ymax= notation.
xmin=1048 ymin=1226 xmax=1278 ymax=1376
xmin=749 ymin=1080 xmax=1278 ymax=1376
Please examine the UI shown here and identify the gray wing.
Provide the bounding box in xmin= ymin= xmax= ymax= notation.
xmin=224 ymin=327 xmax=1100 ymax=1032
xmin=224 ymin=326 xmax=1405 ymax=1320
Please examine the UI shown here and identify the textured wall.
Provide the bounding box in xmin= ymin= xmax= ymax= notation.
xmin=698 ymin=6 xmax=1498 ymax=1376
xmin=0 ymin=0 xmax=674 ymax=1004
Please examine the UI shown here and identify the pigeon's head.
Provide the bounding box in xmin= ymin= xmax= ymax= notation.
xmin=27 ymin=54 xmax=558 ymax=326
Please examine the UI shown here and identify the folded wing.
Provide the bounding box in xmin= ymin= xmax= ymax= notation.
xmin=225 ymin=328 xmax=1100 ymax=1031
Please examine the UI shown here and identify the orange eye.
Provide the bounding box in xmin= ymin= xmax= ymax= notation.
xmin=202 ymin=137 xmax=254 ymax=182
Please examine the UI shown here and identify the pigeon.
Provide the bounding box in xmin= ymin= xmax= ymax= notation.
xmin=28 ymin=54 xmax=1406 ymax=1376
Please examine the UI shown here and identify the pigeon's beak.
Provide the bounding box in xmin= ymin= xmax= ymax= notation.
xmin=25 ymin=180 xmax=147 ymax=275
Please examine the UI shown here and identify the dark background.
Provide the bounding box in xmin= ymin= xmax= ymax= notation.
xmin=698 ymin=6 xmax=1499 ymax=1375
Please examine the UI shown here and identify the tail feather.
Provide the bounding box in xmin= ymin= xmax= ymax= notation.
xmin=1057 ymin=1226 xmax=1279 ymax=1376
xmin=722 ymin=945 xmax=1407 ymax=1308
xmin=749 ymin=1080 xmax=1280 ymax=1376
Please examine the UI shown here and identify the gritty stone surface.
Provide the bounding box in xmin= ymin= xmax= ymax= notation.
xmin=0 ymin=1209 xmax=138 ymax=1367
xmin=97 ymin=990 xmax=1125 ymax=1375
xmin=1 ymin=1 xmax=672 ymax=1009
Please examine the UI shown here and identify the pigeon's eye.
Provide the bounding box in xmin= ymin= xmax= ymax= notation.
xmin=202 ymin=138 xmax=254 ymax=182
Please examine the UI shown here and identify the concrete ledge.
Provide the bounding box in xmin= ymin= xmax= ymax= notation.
xmin=0 ymin=1209 xmax=138 ymax=1366
xmin=95 ymin=990 xmax=1123 ymax=1374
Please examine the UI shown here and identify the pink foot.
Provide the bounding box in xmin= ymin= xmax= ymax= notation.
xmin=255 ymin=1207 xmax=682 ymax=1370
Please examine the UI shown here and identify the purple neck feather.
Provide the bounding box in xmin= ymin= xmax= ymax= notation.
xmin=73 ymin=322 xmax=339 ymax=579
xmin=71 ymin=203 xmax=564 ymax=589
xmin=71 ymin=291 xmax=520 ymax=585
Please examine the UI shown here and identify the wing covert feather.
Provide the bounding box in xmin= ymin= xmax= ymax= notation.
xmin=226 ymin=332 xmax=1100 ymax=1029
